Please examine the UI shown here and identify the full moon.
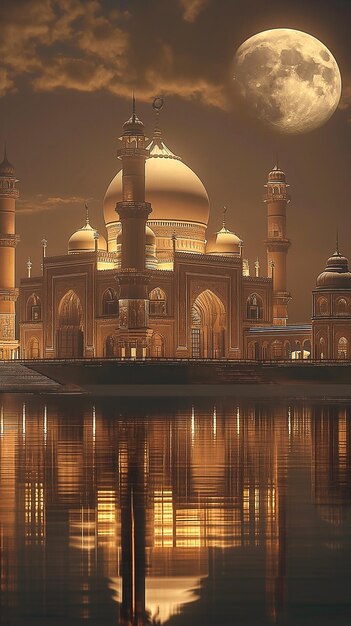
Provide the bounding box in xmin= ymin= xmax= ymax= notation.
xmin=233 ymin=28 xmax=342 ymax=134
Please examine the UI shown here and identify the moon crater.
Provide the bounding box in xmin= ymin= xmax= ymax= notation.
xmin=233 ymin=29 xmax=342 ymax=134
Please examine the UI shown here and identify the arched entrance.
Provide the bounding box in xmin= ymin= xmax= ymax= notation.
xmin=151 ymin=333 xmax=165 ymax=358
xmin=191 ymin=290 xmax=226 ymax=358
xmin=57 ymin=290 xmax=84 ymax=358
xmin=27 ymin=337 xmax=40 ymax=359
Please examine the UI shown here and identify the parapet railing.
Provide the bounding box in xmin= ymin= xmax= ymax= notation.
xmin=7 ymin=357 xmax=351 ymax=366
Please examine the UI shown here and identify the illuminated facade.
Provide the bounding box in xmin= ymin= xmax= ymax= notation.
xmin=9 ymin=101 xmax=351 ymax=359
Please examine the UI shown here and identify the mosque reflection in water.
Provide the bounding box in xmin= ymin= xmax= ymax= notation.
xmin=0 ymin=397 xmax=350 ymax=625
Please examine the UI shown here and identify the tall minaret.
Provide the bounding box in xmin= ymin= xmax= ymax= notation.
xmin=264 ymin=165 xmax=291 ymax=326
xmin=116 ymin=97 xmax=153 ymax=358
xmin=0 ymin=147 xmax=20 ymax=359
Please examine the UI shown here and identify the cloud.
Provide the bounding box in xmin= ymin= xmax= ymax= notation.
xmin=17 ymin=194 xmax=90 ymax=214
xmin=179 ymin=0 xmax=209 ymax=22
xmin=0 ymin=0 xmax=228 ymax=110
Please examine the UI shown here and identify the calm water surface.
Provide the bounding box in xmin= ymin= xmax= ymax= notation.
xmin=0 ymin=395 xmax=350 ymax=626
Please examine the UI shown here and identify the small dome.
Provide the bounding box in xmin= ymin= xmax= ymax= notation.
xmin=68 ymin=222 xmax=107 ymax=254
xmin=316 ymin=251 xmax=351 ymax=289
xmin=207 ymin=226 xmax=242 ymax=256
xmin=122 ymin=111 xmax=144 ymax=136
xmin=268 ymin=164 xmax=286 ymax=182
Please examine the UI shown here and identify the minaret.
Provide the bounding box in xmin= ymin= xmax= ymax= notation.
xmin=116 ymin=97 xmax=153 ymax=358
xmin=0 ymin=147 xmax=20 ymax=359
xmin=264 ymin=165 xmax=291 ymax=326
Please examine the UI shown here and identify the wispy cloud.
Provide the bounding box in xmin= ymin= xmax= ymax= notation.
xmin=17 ymin=194 xmax=90 ymax=214
xmin=179 ymin=0 xmax=209 ymax=22
xmin=0 ymin=0 xmax=226 ymax=110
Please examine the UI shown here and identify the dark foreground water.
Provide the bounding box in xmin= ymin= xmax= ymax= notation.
xmin=0 ymin=395 xmax=350 ymax=626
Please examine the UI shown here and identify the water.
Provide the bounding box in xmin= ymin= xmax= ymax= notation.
xmin=0 ymin=395 xmax=350 ymax=626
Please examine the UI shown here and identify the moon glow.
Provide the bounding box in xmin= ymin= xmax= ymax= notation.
xmin=233 ymin=29 xmax=342 ymax=134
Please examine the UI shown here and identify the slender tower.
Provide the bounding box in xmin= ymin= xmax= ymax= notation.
xmin=264 ymin=165 xmax=291 ymax=326
xmin=116 ymin=98 xmax=153 ymax=358
xmin=0 ymin=148 xmax=19 ymax=359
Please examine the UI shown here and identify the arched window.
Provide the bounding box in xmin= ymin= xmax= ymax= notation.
xmin=149 ymin=287 xmax=167 ymax=316
xmin=336 ymin=298 xmax=348 ymax=315
xmin=317 ymin=297 xmax=328 ymax=316
xmin=246 ymin=294 xmax=263 ymax=320
xmin=27 ymin=337 xmax=40 ymax=359
xmin=26 ymin=294 xmax=41 ymax=321
xmin=338 ymin=337 xmax=348 ymax=359
xmin=319 ymin=337 xmax=326 ymax=360
xmin=102 ymin=289 xmax=118 ymax=316
xmin=284 ymin=341 xmax=291 ymax=359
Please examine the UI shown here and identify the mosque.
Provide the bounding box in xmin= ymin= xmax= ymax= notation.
xmin=0 ymin=99 xmax=350 ymax=361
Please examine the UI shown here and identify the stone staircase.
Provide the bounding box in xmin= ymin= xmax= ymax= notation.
xmin=0 ymin=362 xmax=62 ymax=392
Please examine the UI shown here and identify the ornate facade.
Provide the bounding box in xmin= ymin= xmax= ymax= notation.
xmin=1 ymin=100 xmax=347 ymax=361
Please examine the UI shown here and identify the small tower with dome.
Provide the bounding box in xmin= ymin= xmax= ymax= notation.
xmin=312 ymin=243 xmax=351 ymax=359
xmin=0 ymin=146 xmax=20 ymax=359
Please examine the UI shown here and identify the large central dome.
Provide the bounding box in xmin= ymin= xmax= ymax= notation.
xmin=103 ymin=125 xmax=210 ymax=263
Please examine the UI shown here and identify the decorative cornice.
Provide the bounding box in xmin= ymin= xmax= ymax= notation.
xmin=0 ymin=233 xmax=20 ymax=247
xmin=0 ymin=288 xmax=19 ymax=301
xmin=116 ymin=201 xmax=152 ymax=219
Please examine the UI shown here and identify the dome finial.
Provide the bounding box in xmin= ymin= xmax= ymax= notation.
xmin=335 ymin=229 xmax=340 ymax=255
xmin=132 ymin=91 xmax=136 ymax=116
xmin=85 ymin=203 xmax=90 ymax=225
xmin=222 ymin=206 xmax=227 ymax=229
xmin=152 ymin=96 xmax=164 ymax=139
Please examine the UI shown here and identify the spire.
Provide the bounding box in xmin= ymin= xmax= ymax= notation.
xmin=0 ymin=142 xmax=15 ymax=177
xmin=85 ymin=203 xmax=90 ymax=225
xmin=222 ymin=206 xmax=227 ymax=229
xmin=122 ymin=93 xmax=145 ymax=137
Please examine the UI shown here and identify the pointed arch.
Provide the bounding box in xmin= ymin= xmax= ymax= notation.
xmin=191 ymin=289 xmax=226 ymax=358
xmin=26 ymin=336 xmax=40 ymax=359
xmin=151 ymin=333 xmax=166 ymax=358
xmin=149 ymin=287 xmax=167 ymax=316
xmin=57 ymin=290 xmax=83 ymax=358
xmin=26 ymin=293 xmax=41 ymax=321
xmin=102 ymin=288 xmax=118 ymax=316
xmin=246 ymin=293 xmax=264 ymax=320
xmin=338 ymin=337 xmax=348 ymax=359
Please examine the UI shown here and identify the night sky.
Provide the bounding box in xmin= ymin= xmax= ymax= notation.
xmin=1 ymin=0 xmax=351 ymax=322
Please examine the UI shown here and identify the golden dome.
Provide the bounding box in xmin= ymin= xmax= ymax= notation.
xmin=207 ymin=225 xmax=242 ymax=256
xmin=103 ymin=138 xmax=210 ymax=228
xmin=68 ymin=218 xmax=107 ymax=254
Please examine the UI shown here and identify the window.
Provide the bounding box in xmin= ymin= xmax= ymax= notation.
xmin=247 ymin=294 xmax=263 ymax=320
xmin=317 ymin=297 xmax=328 ymax=316
xmin=336 ymin=298 xmax=348 ymax=315
xmin=338 ymin=337 xmax=348 ymax=359
xmin=149 ymin=287 xmax=167 ymax=316
xmin=102 ymin=289 xmax=118 ymax=316
xmin=192 ymin=329 xmax=201 ymax=358
xmin=26 ymin=294 xmax=41 ymax=322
